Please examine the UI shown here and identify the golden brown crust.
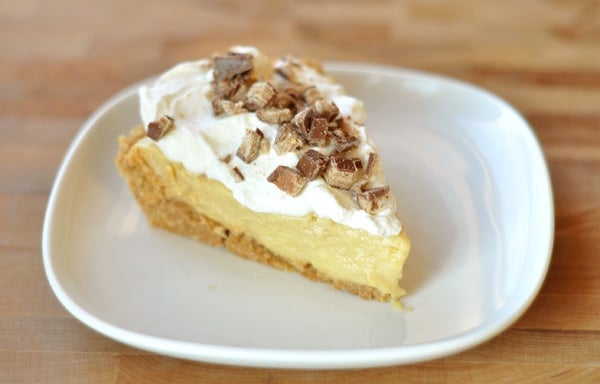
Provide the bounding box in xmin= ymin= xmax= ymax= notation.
xmin=116 ymin=126 xmax=392 ymax=302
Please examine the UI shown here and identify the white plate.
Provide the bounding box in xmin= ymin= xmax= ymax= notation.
xmin=42 ymin=63 xmax=554 ymax=369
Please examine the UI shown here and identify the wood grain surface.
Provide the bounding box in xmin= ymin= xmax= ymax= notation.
xmin=1 ymin=0 xmax=599 ymax=382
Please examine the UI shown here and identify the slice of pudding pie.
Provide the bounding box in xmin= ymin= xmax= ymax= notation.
xmin=116 ymin=47 xmax=410 ymax=303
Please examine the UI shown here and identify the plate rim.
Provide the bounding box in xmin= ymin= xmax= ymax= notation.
xmin=42 ymin=61 xmax=555 ymax=369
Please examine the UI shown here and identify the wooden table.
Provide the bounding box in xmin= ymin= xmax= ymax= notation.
xmin=2 ymin=0 xmax=599 ymax=382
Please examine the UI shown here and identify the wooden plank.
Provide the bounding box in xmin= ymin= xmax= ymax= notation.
xmin=0 ymin=317 xmax=136 ymax=354
xmin=0 ymin=248 xmax=68 ymax=317
xmin=516 ymin=295 xmax=600 ymax=331
xmin=2 ymin=352 xmax=118 ymax=384
xmin=1 ymin=351 xmax=598 ymax=384
xmin=0 ymin=146 xmax=65 ymax=194
xmin=0 ymin=194 xmax=47 ymax=249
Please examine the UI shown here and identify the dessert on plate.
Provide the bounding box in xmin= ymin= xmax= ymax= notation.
xmin=116 ymin=46 xmax=410 ymax=303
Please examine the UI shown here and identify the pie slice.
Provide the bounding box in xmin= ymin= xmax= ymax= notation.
xmin=116 ymin=47 xmax=410 ymax=303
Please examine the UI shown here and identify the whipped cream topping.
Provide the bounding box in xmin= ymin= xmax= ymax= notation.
xmin=137 ymin=48 xmax=401 ymax=236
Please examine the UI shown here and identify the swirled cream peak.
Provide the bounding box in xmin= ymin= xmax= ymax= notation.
xmin=137 ymin=47 xmax=401 ymax=236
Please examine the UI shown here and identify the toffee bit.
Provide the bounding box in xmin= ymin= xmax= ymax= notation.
xmin=302 ymin=86 xmax=322 ymax=105
xmin=307 ymin=117 xmax=328 ymax=146
xmin=147 ymin=115 xmax=175 ymax=141
xmin=212 ymin=76 xmax=248 ymax=101
xmin=231 ymin=167 xmax=245 ymax=183
xmin=323 ymin=155 xmax=360 ymax=190
xmin=332 ymin=134 xmax=359 ymax=153
xmin=314 ymin=99 xmax=339 ymax=121
xmin=296 ymin=149 xmax=328 ymax=180
xmin=213 ymin=54 xmax=253 ymax=81
xmin=246 ymin=81 xmax=277 ymax=110
xmin=329 ymin=120 xmax=359 ymax=153
xmin=213 ymin=99 xmax=247 ymax=116
xmin=274 ymin=63 xmax=297 ymax=83
xmin=220 ymin=154 xmax=232 ymax=163
xmin=260 ymin=135 xmax=270 ymax=154
xmin=267 ymin=165 xmax=308 ymax=197
xmin=350 ymin=179 xmax=368 ymax=195
xmin=356 ymin=185 xmax=391 ymax=214
xmin=284 ymin=87 xmax=303 ymax=100
xmin=273 ymin=123 xmax=305 ymax=154
xmin=256 ymin=107 xmax=293 ymax=124
xmin=236 ymin=129 xmax=264 ymax=163
xmin=229 ymin=81 xmax=249 ymax=103
xmin=277 ymin=87 xmax=304 ymax=113
xmin=293 ymin=107 xmax=313 ymax=137
xmin=272 ymin=91 xmax=296 ymax=111
xmin=255 ymin=127 xmax=265 ymax=139
xmin=365 ymin=152 xmax=379 ymax=176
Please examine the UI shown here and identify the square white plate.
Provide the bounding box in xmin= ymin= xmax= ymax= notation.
xmin=42 ymin=63 xmax=554 ymax=368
